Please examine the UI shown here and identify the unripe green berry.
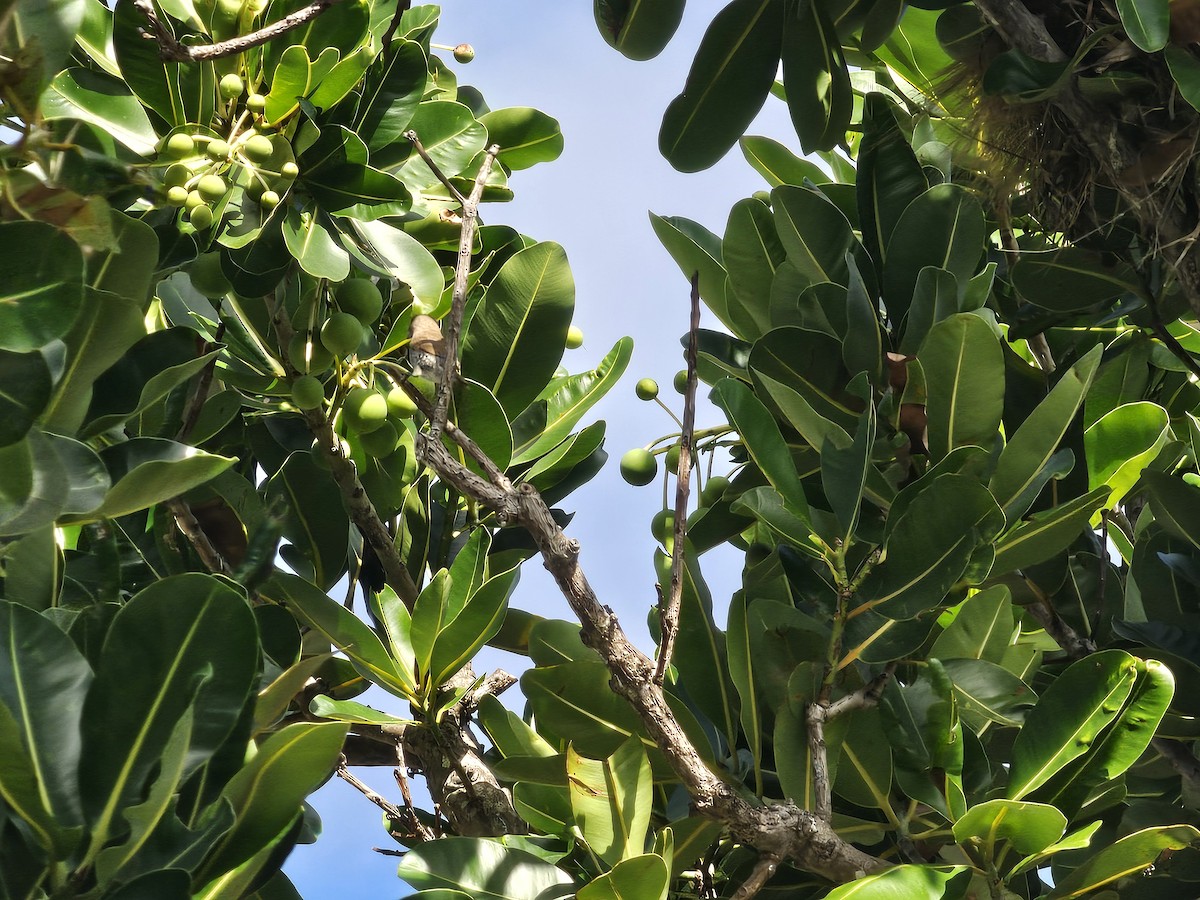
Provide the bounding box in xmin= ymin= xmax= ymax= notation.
xmin=163 ymin=163 xmax=190 ymax=188
xmin=219 ymin=73 xmax=244 ymax=100
xmin=288 ymin=332 xmax=334 ymax=374
xmin=320 ymin=312 xmax=364 ymax=357
xmin=197 ymin=174 xmax=227 ymax=201
xmin=343 ymin=388 xmax=388 ymax=434
xmin=651 ymin=509 xmax=674 ymax=543
xmin=291 ymin=375 xmax=325 ymax=410
xmin=188 ymin=204 xmax=214 ymax=230
xmin=620 ymin=448 xmax=657 ymax=486
xmin=246 ymin=93 xmax=266 ymax=113
xmin=635 ymin=378 xmax=659 ymax=401
xmin=453 ymin=43 xmax=475 ymax=63
xmin=164 ymin=133 xmax=195 ymax=156
xmin=336 ymin=279 xmax=383 ymax=325
xmin=243 ymin=134 xmax=274 ymax=162
xmin=386 ymin=385 xmax=419 ymax=419
xmin=359 ymin=420 xmax=399 ymax=457
xmin=701 ymin=476 xmax=730 ymax=507
xmin=184 ymin=190 xmax=205 ymax=209
xmin=674 ymin=369 xmax=688 ymax=394
xmin=188 ymin=251 xmax=231 ymax=297
xmin=166 ymin=185 xmax=189 ymax=206
xmin=259 ymin=190 xmax=280 ymax=209
xmin=206 ymin=139 xmax=230 ymax=160
xmin=665 ymin=443 xmax=681 ymax=474
xmin=280 ymin=161 xmax=300 ymax=179
xmin=565 ymin=325 xmax=584 ymax=349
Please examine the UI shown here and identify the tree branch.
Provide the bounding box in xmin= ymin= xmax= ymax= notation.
xmin=654 ymin=273 xmax=701 ymax=685
xmin=133 ymin=0 xmax=350 ymax=62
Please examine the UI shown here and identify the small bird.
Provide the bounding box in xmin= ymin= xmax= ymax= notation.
xmin=408 ymin=314 xmax=446 ymax=382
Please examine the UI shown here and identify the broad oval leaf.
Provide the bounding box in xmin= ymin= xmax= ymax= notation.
xmin=1084 ymin=400 xmax=1169 ymax=509
xmin=781 ymin=0 xmax=852 ymax=153
xmin=823 ymin=865 xmax=970 ymax=899
xmin=739 ymin=135 xmax=829 ymax=187
xmin=0 ymin=220 xmax=85 ymax=353
xmin=480 ymin=107 xmax=564 ymax=170
xmin=952 ymin=799 xmax=1066 ymax=856
xmin=41 ymin=67 xmax=157 ymax=156
xmin=648 ymin=212 xmax=731 ymax=328
xmin=576 ymin=853 xmax=669 ymax=900
xmin=1116 ymin=0 xmax=1170 ymax=52
xmin=723 ymin=197 xmax=785 ymax=339
xmin=1045 ymin=825 xmax=1200 ymax=899
xmin=594 ymin=0 xmax=685 ymax=60
xmin=566 ymin=737 xmax=652 ymax=867
xmin=397 ymin=837 xmax=574 ymax=900
xmin=918 ymin=314 xmax=1004 ymax=461
xmin=0 ymin=350 xmax=52 ymax=448
xmin=1011 ymin=247 xmax=1139 ymax=312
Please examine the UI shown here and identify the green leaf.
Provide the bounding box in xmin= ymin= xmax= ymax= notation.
xmin=0 ymin=350 xmax=51 ymax=448
xmin=822 ymin=403 xmax=876 ymax=540
xmin=0 ymin=431 xmax=68 ymax=537
xmin=112 ymin=0 xmax=201 ymax=127
xmin=930 ymin=585 xmax=1015 ymax=663
xmin=308 ymin=696 xmax=412 ymax=727
xmin=658 ymin=0 xmax=783 ymax=172
xmin=711 ymin=377 xmax=809 ymax=517
xmin=341 ymin=218 xmax=445 ymax=311
xmin=1045 ymin=826 xmax=1200 ymax=899
xmin=952 ymin=799 xmax=1066 ymax=856
xmin=0 ymin=601 xmax=91 ymax=831
xmin=66 ymin=438 xmax=233 ymax=523
xmin=511 ymin=336 xmax=632 ymax=464
xmin=771 ymin=184 xmax=857 ymax=289
xmin=723 ymin=197 xmax=784 ymax=339
xmin=862 ymin=475 xmax=1004 ymax=619
xmin=452 ymin=379 xmax=514 ymax=473
xmin=991 ymin=486 xmax=1110 ymax=576
xmin=265 ymin=451 xmax=347 ymax=591
xmin=856 ymin=93 xmax=927 ymax=275
xmin=0 ymin=220 xmax=85 ymax=353
xmin=919 ymin=314 xmax=1004 ymax=460
xmin=477 ymin=694 xmax=558 ymax=759
xmin=1116 ymin=0 xmax=1169 ymax=52
xmin=726 ymin=591 xmax=763 ymax=793
xmin=1010 ymin=247 xmax=1138 ymax=312
xmin=0 ymin=699 xmax=69 ymax=856
xmin=939 ymin=657 xmax=1036 ymax=730
xmin=80 ymin=575 xmax=258 ymax=845
xmin=201 ymin=722 xmax=349 ymax=878
xmin=780 ymin=0 xmax=851 ymax=152
xmin=739 ymin=135 xmax=829 ymax=187
xmin=41 ymin=67 xmax=157 ymax=155
xmin=567 ymin=737 xmax=653 ymax=866
xmin=305 ymin=161 xmax=412 ymax=220
xmin=989 ymin=345 xmax=1102 ymax=519
xmin=6 ymin=0 xmax=87 ymax=98
xmin=481 ymin=107 xmax=564 ymax=170
xmin=397 ymin=838 xmax=574 ymax=900
xmin=1166 ymin=44 xmax=1200 ymax=111
xmin=1006 ymin=649 xmax=1139 ymax=800
xmin=576 ymin=853 xmax=669 ymax=900
xmin=461 ymin=242 xmax=575 ymax=418
xmin=648 ymin=213 xmax=731 ymax=329
xmin=429 ymin=569 xmax=515 ymax=687
xmin=355 ymin=39 xmax=428 ymax=151
xmin=1084 ymin=401 xmax=1169 ymax=510
xmin=875 ymin=7 xmax=954 ymax=95
xmin=843 ymin=254 xmax=883 ymax=385
xmin=262 ymin=573 xmax=417 ymax=702
xmin=594 ymin=0 xmax=685 ymax=60
xmin=884 ymin=184 xmax=985 ymax=325
xmin=835 ymin=707 xmax=894 ymax=811
xmin=1144 ymin=470 xmax=1200 ymax=551
xmin=823 ymin=865 xmax=970 ymax=899
xmin=387 ymin=101 xmax=488 ymax=188
xmin=282 ymin=205 xmax=350 ymax=280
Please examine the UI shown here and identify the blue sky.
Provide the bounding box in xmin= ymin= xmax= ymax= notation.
xmin=285 ymin=1 xmax=797 ymax=893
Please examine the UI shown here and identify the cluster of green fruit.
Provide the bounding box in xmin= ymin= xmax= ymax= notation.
xmin=156 ymin=74 xmax=295 ymax=229
xmin=286 ymin=279 xmax=385 ymax=376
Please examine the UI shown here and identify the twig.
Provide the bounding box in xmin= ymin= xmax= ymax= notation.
xmin=165 ymin=497 xmax=233 ymax=577
xmin=394 ymin=743 xmax=436 ymax=842
xmin=405 ymin=130 xmax=467 ymax=206
xmin=430 ymin=143 xmax=500 ymax=441
xmin=178 ymin=323 xmax=225 ymax=442
xmin=381 ymin=0 xmax=415 ymax=50
xmin=337 ymin=761 xmax=405 ymax=820
xmin=655 ymin=273 xmax=701 ymax=685
xmin=133 ymin=0 xmax=350 ymax=62
xmin=729 ymin=853 xmax=780 ymax=900
xmin=1144 ymin=287 xmax=1200 ymax=382
xmin=270 ymin=301 xmax=420 ymax=606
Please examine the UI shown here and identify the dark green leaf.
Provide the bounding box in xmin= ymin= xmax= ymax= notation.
xmin=0 ymin=350 xmax=51 ymax=448
xmin=856 ymin=93 xmax=927 ymax=274
xmin=594 ymin=0 xmax=685 ymax=60
xmin=480 ymin=107 xmax=564 ymax=170
xmin=0 ymin=220 xmax=84 ymax=353
xmin=1116 ymin=0 xmax=1169 ymax=52
xmin=649 ymin=213 xmax=730 ymax=328
xmin=1011 ymin=247 xmax=1139 ymax=312
xmin=919 ymin=314 xmax=1003 ymax=460
xmin=781 ymin=0 xmax=852 ymax=152
xmin=266 ymin=451 xmax=348 ymax=591
xmin=397 ymin=838 xmax=574 ymax=900
xmin=739 ymin=135 xmax=829 ymax=187
xmin=355 ymin=39 xmax=428 ymax=151
xmin=723 ymin=197 xmax=784 ymax=339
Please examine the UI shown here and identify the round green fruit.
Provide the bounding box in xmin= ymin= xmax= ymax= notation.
xmin=166 ymin=185 xmax=189 ymax=206
xmin=320 ymin=312 xmax=364 ymax=357
xmin=188 ymin=204 xmax=214 ymax=230
xmin=164 ymin=133 xmax=195 ymax=156
xmin=184 ymin=190 xmax=205 ymax=210
xmin=219 ymin=73 xmax=244 ymax=100
xmin=280 ymin=161 xmax=300 ymax=179
xmin=188 ymin=252 xmax=231 ymax=297
xmin=246 ymin=93 xmax=266 ymax=114
xmin=635 ymin=378 xmax=658 ymax=401
xmin=665 ymin=443 xmax=681 ymax=474
xmin=701 ymin=476 xmax=730 ymax=507
xmin=386 ymin=385 xmax=419 ymax=419
xmin=206 ymin=139 xmax=230 ymax=160
xmin=453 ymin=43 xmax=475 ymax=63
xmin=243 ymin=134 xmax=274 ymax=162
xmin=359 ymin=420 xmax=399 ymax=457
xmin=620 ymin=448 xmax=657 ymax=486
xmin=674 ymin=369 xmax=689 ymax=394
xmin=343 ymin=388 xmax=389 ymax=434
xmin=565 ymin=325 xmax=584 ymax=349
xmin=163 ymin=163 xmax=191 ymax=188
xmin=291 ymin=375 xmax=325 ymax=410
xmin=197 ymin=174 xmax=226 ymax=201
xmin=259 ymin=190 xmax=280 ymax=209
xmin=651 ymin=509 xmax=674 ymax=543
xmin=336 ymin=279 xmax=383 ymax=325
xmin=288 ymin=332 xmax=334 ymax=374
xmin=752 ymin=190 xmax=772 ymax=206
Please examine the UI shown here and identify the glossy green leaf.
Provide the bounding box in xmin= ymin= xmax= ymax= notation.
xmin=900 ymin=267 xmax=959 ymax=355
xmin=648 ymin=213 xmax=731 ymax=328
xmin=726 ymin=591 xmax=763 ymax=792
xmin=397 ymin=838 xmax=574 ymax=900
xmin=919 ymin=314 xmax=1004 ymax=460
xmin=750 ymin=326 xmax=860 ymax=429
xmin=1007 ymin=649 xmax=1140 ymax=800
xmin=429 ymin=569 xmax=516 ymax=687
xmin=388 ymin=101 xmax=488 ymax=188
xmin=835 ymin=707 xmax=894 ymax=811
xmin=307 ymin=696 xmax=412 ymax=726
xmin=930 ymin=585 xmax=1014 ymax=663
xmin=202 ymin=722 xmax=349 ymax=878
xmin=953 ymin=799 xmax=1066 ymax=856
xmin=80 ymin=575 xmax=257 ymax=843
xmin=355 ymin=39 xmax=428 ymax=151
xmin=0 ymin=601 xmax=91 ymax=831
xmin=884 ymin=184 xmax=985 ymax=325
xmin=659 ymin=0 xmax=783 ymax=172
xmin=739 ymin=135 xmax=829 ymax=187
xmin=481 ymin=107 xmax=564 ymax=170
xmin=576 ymin=853 xmax=668 ymax=900
xmin=282 ymin=205 xmax=350 ymax=280
xmin=939 ymin=657 xmax=1036 ymax=730
xmin=1010 ymin=247 xmax=1138 ymax=312
xmin=857 ymin=93 xmax=927 ymax=274
xmin=1116 ymin=0 xmax=1169 ymax=52
xmin=990 ymin=345 xmax=1102 ymax=519
xmin=342 ymin=218 xmax=444 ymax=310
xmin=0 ymin=698 xmax=68 ymax=856
xmin=991 ymin=486 xmax=1110 ymax=576
xmin=477 ymin=694 xmax=557 ymax=759
xmin=723 ymin=197 xmax=784 ymax=339
xmin=41 ymin=67 xmax=156 ymax=155
xmin=862 ymin=475 xmax=1004 ymax=619
xmin=305 ymin=161 xmax=412 ymax=220
xmin=781 ymin=0 xmax=851 ymax=152
xmin=0 ymin=431 xmax=68 ymax=537
xmin=594 ymin=0 xmax=685 ymax=60
xmin=7 ymin=0 xmax=87 ymax=96
xmin=771 ymin=184 xmax=857 ymax=289
xmin=1046 ymin=826 xmax=1200 ymax=899
xmin=462 ymin=241 xmax=574 ymax=418
xmin=1084 ymin=401 xmax=1169 ymax=509
xmin=0 ymin=350 xmax=51 ymax=448
xmin=112 ymin=0 xmax=200 ymax=127
xmin=567 ymin=737 xmax=652 ymax=866
xmin=823 ymin=403 xmax=876 ymax=540
xmin=265 ymin=451 xmax=347 ymax=591
xmin=1166 ymin=44 xmax=1200 ymax=111
xmin=1144 ymin=470 xmax=1200 ymax=551
xmin=823 ymin=865 xmax=969 ymax=900
xmin=843 ymin=254 xmax=883 ymax=385
xmin=0 ymin=220 xmax=84 ymax=353
xmin=875 ymin=7 xmax=954 ymax=95
xmin=711 ymin=377 xmax=808 ymax=516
